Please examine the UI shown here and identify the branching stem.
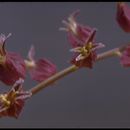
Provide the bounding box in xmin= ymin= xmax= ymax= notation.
xmin=30 ymin=43 xmax=130 ymax=96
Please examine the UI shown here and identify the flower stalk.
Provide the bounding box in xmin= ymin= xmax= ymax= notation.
xmin=96 ymin=43 xmax=129 ymax=61
xmin=30 ymin=65 xmax=79 ymax=95
xmin=30 ymin=42 xmax=130 ymax=96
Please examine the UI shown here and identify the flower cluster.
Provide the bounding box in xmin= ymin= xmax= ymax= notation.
xmin=61 ymin=11 xmax=104 ymax=68
xmin=1 ymin=2 xmax=130 ymax=119
xmin=0 ymin=34 xmax=57 ymax=118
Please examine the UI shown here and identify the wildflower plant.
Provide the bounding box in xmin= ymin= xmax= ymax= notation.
xmin=0 ymin=2 xmax=130 ymax=118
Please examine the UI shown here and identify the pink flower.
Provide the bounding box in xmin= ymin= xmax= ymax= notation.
xmin=120 ymin=45 xmax=130 ymax=67
xmin=0 ymin=78 xmax=32 ymax=118
xmin=116 ymin=2 xmax=130 ymax=33
xmin=61 ymin=11 xmax=104 ymax=68
xmin=0 ymin=34 xmax=26 ymax=86
xmin=25 ymin=45 xmax=57 ymax=82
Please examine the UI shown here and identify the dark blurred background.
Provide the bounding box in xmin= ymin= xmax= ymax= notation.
xmin=0 ymin=2 xmax=130 ymax=128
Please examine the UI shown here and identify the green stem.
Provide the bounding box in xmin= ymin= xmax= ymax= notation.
xmin=30 ymin=65 xmax=79 ymax=95
xmin=30 ymin=43 xmax=129 ymax=95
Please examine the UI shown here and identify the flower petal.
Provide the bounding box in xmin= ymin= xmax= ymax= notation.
xmin=63 ymin=10 xmax=93 ymax=47
xmin=29 ymin=58 xmax=57 ymax=82
xmin=71 ymin=52 xmax=97 ymax=68
xmin=76 ymin=24 xmax=92 ymax=43
xmin=120 ymin=45 xmax=130 ymax=67
xmin=116 ymin=2 xmax=130 ymax=32
xmin=68 ymin=32 xmax=81 ymax=48
xmin=28 ymin=45 xmax=35 ymax=61
xmin=0 ymin=33 xmax=11 ymax=56
xmin=0 ymin=52 xmax=26 ymax=86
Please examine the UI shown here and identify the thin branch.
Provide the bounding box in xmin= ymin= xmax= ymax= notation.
xmin=96 ymin=43 xmax=129 ymax=61
xmin=30 ymin=43 xmax=130 ymax=96
xmin=30 ymin=65 xmax=79 ymax=95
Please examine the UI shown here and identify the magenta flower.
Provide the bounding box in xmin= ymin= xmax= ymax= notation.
xmin=25 ymin=45 xmax=57 ymax=82
xmin=120 ymin=45 xmax=130 ymax=67
xmin=116 ymin=2 xmax=130 ymax=33
xmin=0 ymin=33 xmax=26 ymax=86
xmin=61 ymin=11 xmax=104 ymax=68
xmin=0 ymin=78 xmax=32 ymax=118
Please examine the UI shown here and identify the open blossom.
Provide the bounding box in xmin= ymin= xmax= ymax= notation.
xmin=0 ymin=34 xmax=26 ymax=86
xmin=120 ymin=45 xmax=130 ymax=67
xmin=0 ymin=78 xmax=32 ymax=118
xmin=116 ymin=2 xmax=130 ymax=33
xmin=61 ymin=11 xmax=104 ymax=68
xmin=25 ymin=45 xmax=57 ymax=82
